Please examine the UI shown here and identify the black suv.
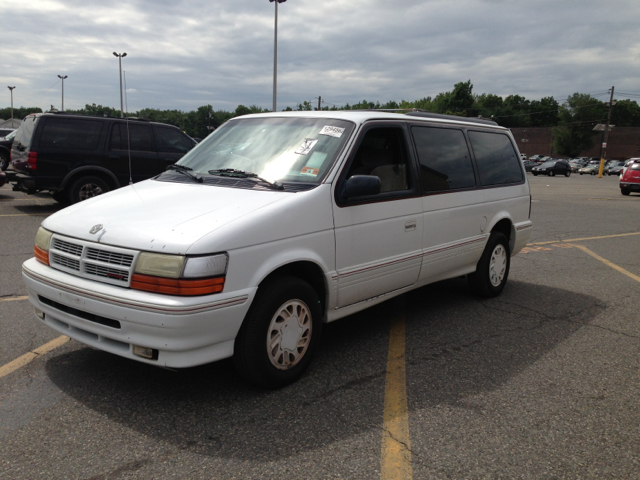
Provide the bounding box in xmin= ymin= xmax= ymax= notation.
xmin=9 ymin=113 xmax=196 ymax=203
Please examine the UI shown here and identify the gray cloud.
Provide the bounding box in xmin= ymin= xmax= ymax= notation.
xmin=1 ymin=0 xmax=639 ymax=113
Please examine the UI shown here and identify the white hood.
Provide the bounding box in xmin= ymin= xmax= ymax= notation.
xmin=42 ymin=180 xmax=289 ymax=254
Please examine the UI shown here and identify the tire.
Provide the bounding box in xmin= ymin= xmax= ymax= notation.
xmin=548 ymin=170 xmax=555 ymax=177
xmin=532 ymin=173 xmax=538 ymax=176
xmin=579 ymin=172 xmax=583 ymax=175
xmin=565 ymin=170 xmax=571 ymax=177
xmin=69 ymin=176 xmax=109 ymax=204
xmin=233 ymin=276 xmax=322 ymax=388
xmin=468 ymin=232 xmax=511 ymax=298
xmin=0 ymin=152 xmax=8 ymax=171
xmin=621 ymin=188 xmax=630 ymax=196
xmin=591 ymin=171 xmax=596 ymax=176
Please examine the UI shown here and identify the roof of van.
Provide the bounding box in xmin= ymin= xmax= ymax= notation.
xmin=235 ymin=110 xmax=506 ymax=129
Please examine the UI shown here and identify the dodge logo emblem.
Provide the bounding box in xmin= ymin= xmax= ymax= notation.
xmin=89 ymin=224 xmax=103 ymax=234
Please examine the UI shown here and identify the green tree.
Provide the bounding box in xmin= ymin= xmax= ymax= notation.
xmin=611 ymin=99 xmax=640 ymax=127
xmin=0 ymin=106 xmax=43 ymax=119
xmin=552 ymin=93 xmax=607 ymax=157
xmin=529 ymin=97 xmax=559 ymax=127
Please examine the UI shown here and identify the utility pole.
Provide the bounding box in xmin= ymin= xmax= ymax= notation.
xmin=7 ymin=86 xmax=15 ymax=120
xmin=598 ymin=86 xmax=615 ymax=178
xmin=57 ymin=75 xmax=68 ymax=111
xmin=317 ymin=96 xmax=322 ymax=111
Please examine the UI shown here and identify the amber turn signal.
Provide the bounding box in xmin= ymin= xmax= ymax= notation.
xmin=130 ymin=274 xmax=224 ymax=296
xmin=34 ymin=245 xmax=49 ymax=266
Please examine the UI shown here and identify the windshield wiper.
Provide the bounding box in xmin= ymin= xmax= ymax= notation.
xmin=166 ymin=164 xmax=203 ymax=183
xmin=208 ymin=169 xmax=284 ymax=190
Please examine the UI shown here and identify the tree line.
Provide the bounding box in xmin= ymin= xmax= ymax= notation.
xmin=2 ymin=80 xmax=639 ymax=157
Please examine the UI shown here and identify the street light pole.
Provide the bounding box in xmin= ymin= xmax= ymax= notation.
xmin=7 ymin=86 xmax=15 ymax=120
xmin=598 ymin=86 xmax=615 ymax=178
xmin=57 ymin=75 xmax=68 ymax=111
xmin=269 ymin=0 xmax=286 ymax=112
xmin=113 ymin=52 xmax=127 ymax=118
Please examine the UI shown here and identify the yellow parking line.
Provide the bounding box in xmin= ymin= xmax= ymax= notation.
xmin=0 ymin=296 xmax=29 ymax=303
xmin=381 ymin=316 xmax=412 ymax=480
xmin=571 ymin=245 xmax=640 ymax=283
xmin=528 ymin=231 xmax=640 ymax=246
xmin=0 ymin=336 xmax=70 ymax=379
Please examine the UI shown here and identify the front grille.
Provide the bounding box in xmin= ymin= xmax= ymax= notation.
xmin=48 ymin=235 xmax=138 ymax=288
xmin=85 ymin=248 xmax=134 ymax=267
xmin=52 ymin=238 xmax=83 ymax=256
xmin=51 ymin=253 xmax=80 ymax=271
xmin=85 ymin=263 xmax=130 ymax=282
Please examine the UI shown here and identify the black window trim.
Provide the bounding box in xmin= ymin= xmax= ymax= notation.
xmin=334 ymin=121 xmax=422 ymax=208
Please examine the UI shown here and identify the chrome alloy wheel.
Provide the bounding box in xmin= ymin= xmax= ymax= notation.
xmin=489 ymin=244 xmax=507 ymax=287
xmin=266 ymin=299 xmax=312 ymax=370
xmin=78 ymin=182 xmax=104 ymax=200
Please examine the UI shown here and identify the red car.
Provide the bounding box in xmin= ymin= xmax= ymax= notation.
xmin=620 ymin=160 xmax=640 ymax=196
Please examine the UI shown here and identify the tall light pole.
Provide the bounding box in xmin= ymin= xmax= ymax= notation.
xmin=7 ymin=86 xmax=15 ymax=120
xmin=57 ymin=75 xmax=68 ymax=111
xmin=269 ymin=0 xmax=286 ymax=112
xmin=113 ymin=52 xmax=127 ymax=118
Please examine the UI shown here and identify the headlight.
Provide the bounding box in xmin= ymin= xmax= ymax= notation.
xmin=34 ymin=227 xmax=53 ymax=265
xmin=132 ymin=252 xmax=228 ymax=296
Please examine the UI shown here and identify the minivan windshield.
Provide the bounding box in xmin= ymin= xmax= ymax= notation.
xmin=175 ymin=117 xmax=354 ymax=184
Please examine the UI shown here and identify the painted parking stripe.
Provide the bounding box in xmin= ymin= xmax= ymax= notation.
xmin=381 ymin=315 xmax=412 ymax=480
xmin=571 ymin=245 xmax=640 ymax=284
xmin=0 ymin=336 xmax=70 ymax=380
xmin=0 ymin=296 xmax=29 ymax=303
xmin=528 ymin=231 xmax=640 ymax=246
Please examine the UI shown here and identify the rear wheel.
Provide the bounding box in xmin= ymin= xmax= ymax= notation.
xmin=591 ymin=171 xmax=596 ymax=176
xmin=621 ymin=188 xmax=630 ymax=196
xmin=548 ymin=170 xmax=555 ymax=177
xmin=69 ymin=176 xmax=109 ymax=204
xmin=234 ymin=276 xmax=322 ymax=388
xmin=468 ymin=232 xmax=511 ymax=298
xmin=0 ymin=152 xmax=8 ymax=171
xmin=565 ymin=170 xmax=571 ymax=177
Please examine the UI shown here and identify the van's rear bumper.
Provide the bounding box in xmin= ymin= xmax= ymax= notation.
xmin=22 ymin=258 xmax=256 ymax=368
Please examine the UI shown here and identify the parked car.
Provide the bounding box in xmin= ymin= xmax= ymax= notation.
xmin=604 ymin=160 xmax=625 ymax=176
xmin=9 ymin=113 xmax=197 ymax=203
xmin=569 ymin=159 xmax=588 ymax=172
xmin=578 ymin=161 xmax=603 ymax=175
xmin=621 ymin=158 xmax=640 ymax=176
xmin=620 ymin=161 xmax=640 ymax=195
xmin=529 ymin=154 xmax=546 ymax=162
xmin=522 ymin=160 xmax=537 ymax=172
xmin=23 ymin=110 xmax=533 ymax=388
xmin=0 ymin=128 xmax=16 ymax=137
xmin=532 ymin=159 xmax=571 ymax=177
xmin=0 ymin=129 xmax=16 ymax=171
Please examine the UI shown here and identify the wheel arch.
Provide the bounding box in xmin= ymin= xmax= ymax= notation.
xmin=489 ymin=216 xmax=515 ymax=253
xmin=60 ymin=166 xmax=121 ymax=191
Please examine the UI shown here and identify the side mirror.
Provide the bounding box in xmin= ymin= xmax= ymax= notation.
xmin=345 ymin=175 xmax=381 ymax=198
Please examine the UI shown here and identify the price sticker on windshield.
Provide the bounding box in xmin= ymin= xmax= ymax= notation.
xmin=294 ymin=138 xmax=318 ymax=155
xmin=319 ymin=126 xmax=345 ymax=138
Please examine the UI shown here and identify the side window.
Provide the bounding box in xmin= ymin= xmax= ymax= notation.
xmin=39 ymin=120 xmax=103 ymax=150
xmin=109 ymin=124 xmax=154 ymax=152
xmin=344 ymin=127 xmax=411 ymax=193
xmin=154 ymin=126 xmax=193 ymax=153
xmin=411 ymin=126 xmax=475 ymax=193
xmin=468 ymin=131 xmax=523 ymax=186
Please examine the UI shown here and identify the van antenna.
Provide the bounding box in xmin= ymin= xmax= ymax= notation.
xmin=124 ymin=70 xmax=133 ymax=185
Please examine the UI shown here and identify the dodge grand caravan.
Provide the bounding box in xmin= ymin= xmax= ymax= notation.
xmin=23 ymin=111 xmax=533 ymax=387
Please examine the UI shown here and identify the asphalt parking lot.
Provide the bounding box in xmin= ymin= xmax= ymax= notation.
xmin=1 ymin=173 xmax=639 ymax=479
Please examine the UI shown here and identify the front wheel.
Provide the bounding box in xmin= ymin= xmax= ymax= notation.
xmin=0 ymin=152 xmax=8 ymax=171
xmin=234 ymin=276 xmax=322 ymax=388
xmin=591 ymin=171 xmax=596 ymax=176
xmin=621 ymin=188 xmax=630 ymax=196
xmin=548 ymin=170 xmax=555 ymax=177
xmin=468 ymin=232 xmax=511 ymax=298
xmin=69 ymin=176 xmax=109 ymax=204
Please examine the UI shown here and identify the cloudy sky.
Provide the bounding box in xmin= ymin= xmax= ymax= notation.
xmin=2 ymin=0 xmax=639 ymax=114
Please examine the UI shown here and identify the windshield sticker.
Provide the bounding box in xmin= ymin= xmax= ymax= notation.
xmin=294 ymin=138 xmax=318 ymax=155
xmin=300 ymin=152 xmax=327 ymax=176
xmin=319 ymin=126 xmax=345 ymax=138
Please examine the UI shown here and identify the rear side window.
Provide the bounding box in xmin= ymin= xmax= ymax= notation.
xmin=14 ymin=116 xmax=39 ymax=149
xmin=154 ymin=126 xmax=193 ymax=153
xmin=110 ymin=124 xmax=154 ymax=152
xmin=39 ymin=119 xmax=103 ymax=150
xmin=411 ymin=126 xmax=475 ymax=193
xmin=468 ymin=131 xmax=523 ymax=186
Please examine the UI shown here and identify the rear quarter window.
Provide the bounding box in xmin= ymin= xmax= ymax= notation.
xmin=39 ymin=119 xmax=103 ymax=150
xmin=14 ymin=116 xmax=39 ymax=149
xmin=468 ymin=131 xmax=523 ymax=186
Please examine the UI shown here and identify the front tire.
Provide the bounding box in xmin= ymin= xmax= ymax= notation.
xmin=234 ymin=276 xmax=322 ymax=388
xmin=548 ymin=170 xmax=555 ymax=177
xmin=468 ymin=232 xmax=511 ymax=298
xmin=0 ymin=152 xmax=8 ymax=171
xmin=621 ymin=188 xmax=630 ymax=196
xmin=69 ymin=176 xmax=109 ymax=204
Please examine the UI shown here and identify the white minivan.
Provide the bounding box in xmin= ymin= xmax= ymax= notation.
xmin=24 ymin=111 xmax=532 ymax=387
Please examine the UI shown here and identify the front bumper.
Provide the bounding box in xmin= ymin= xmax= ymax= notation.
xmin=620 ymin=182 xmax=640 ymax=192
xmin=23 ymin=258 xmax=256 ymax=368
